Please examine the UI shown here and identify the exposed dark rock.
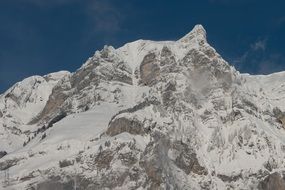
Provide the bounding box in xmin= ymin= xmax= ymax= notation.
xmin=109 ymin=100 xmax=160 ymax=124
xmin=161 ymin=46 xmax=172 ymax=58
xmin=129 ymin=166 xmax=142 ymax=182
xmin=139 ymin=53 xmax=160 ymax=86
xmin=273 ymin=107 xmax=283 ymax=118
xmin=29 ymin=84 xmax=70 ymax=125
xmin=172 ymin=141 xmax=208 ymax=175
xmin=273 ymin=107 xmax=285 ymax=128
xmin=160 ymin=46 xmax=179 ymax=75
xmin=0 ymin=157 xmax=24 ymax=170
xmin=4 ymin=91 xmax=21 ymax=106
xmin=212 ymin=98 xmax=226 ymax=111
xmin=33 ymin=175 xmax=97 ymax=190
xmin=140 ymin=158 xmax=162 ymax=189
xmin=107 ymin=117 xmax=145 ymax=136
xmin=185 ymin=49 xmax=211 ymax=67
xmin=95 ymin=150 xmax=114 ymax=170
xmin=258 ymin=172 xmax=285 ymax=190
xmin=181 ymin=48 xmax=234 ymax=92
xmin=162 ymin=81 xmax=177 ymax=107
xmin=47 ymin=111 xmax=67 ymax=128
xmin=93 ymin=171 xmax=129 ymax=189
xmin=280 ymin=116 xmax=285 ymax=128
xmin=220 ymin=110 xmax=242 ymax=123
xmin=20 ymin=172 xmax=35 ymax=182
xmin=113 ymin=73 xmax=133 ymax=85
xmin=264 ymin=158 xmax=278 ymax=172
xmin=217 ymin=173 xmax=242 ymax=182
xmin=0 ymin=151 xmax=7 ymax=159
xmin=59 ymin=159 xmax=74 ymax=168
xmin=140 ymin=134 xmax=181 ymax=189
xmin=242 ymin=99 xmax=258 ymax=112
xmin=97 ymin=63 xmax=133 ymax=85
xmin=203 ymin=46 xmax=216 ymax=58
xmin=248 ymin=170 xmax=270 ymax=180
xmin=29 ymin=112 xmax=67 ymax=142
xmin=70 ymin=65 xmax=97 ymax=91
xmin=36 ymin=180 xmax=73 ymax=190
xmin=41 ymin=133 xmax=47 ymax=140
xmin=118 ymin=152 xmax=138 ymax=167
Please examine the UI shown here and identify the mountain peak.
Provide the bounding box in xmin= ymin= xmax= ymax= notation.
xmin=178 ymin=24 xmax=207 ymax=43
xmin=3 ymin=24 xmax=285 ymax=190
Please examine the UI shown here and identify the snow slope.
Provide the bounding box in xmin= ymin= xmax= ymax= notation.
xmin=0 ymin=71 xmax=70 ymax=152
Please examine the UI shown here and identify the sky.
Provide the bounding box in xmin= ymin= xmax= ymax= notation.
xmin=0 ymin=0 xmax=285 ymax=93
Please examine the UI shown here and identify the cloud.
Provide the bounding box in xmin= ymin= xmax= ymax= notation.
xmin=250 ymin=39 xmax=267 ymax=51
xmin=258 ymin=54 xmax=285 ymax=74
xmin=232 ymin=39 xmax=264 ymax=67
xmin=231 ymin=38 xmax=285 ymax=74
xmin=87 ymin=0 xmax=123 ymax=34
xmin=17 ymin=0 xmax=125 ymax=36
xmin=277 ymin=16 xmax=285 ymax=26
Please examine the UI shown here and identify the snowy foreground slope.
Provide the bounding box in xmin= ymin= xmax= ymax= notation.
xmin=1 ymin=25 xmax=285 ymax=190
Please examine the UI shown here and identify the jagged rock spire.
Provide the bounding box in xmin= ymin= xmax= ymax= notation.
xmin=178 ymin=24 xmax=207 ymax=43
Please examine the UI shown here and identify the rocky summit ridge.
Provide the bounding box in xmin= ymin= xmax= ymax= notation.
xmin=1 ymin=25 xmax=285 ymax=190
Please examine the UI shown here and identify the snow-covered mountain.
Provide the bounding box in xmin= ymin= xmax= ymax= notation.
xmin=1 ymin=25 xmax=285 ymax=190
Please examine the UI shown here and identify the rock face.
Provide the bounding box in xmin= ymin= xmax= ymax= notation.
xmin=258 ymin=173 xmax=285 ymax=190
xmin=107 ymin=117 xmax=145 ymax=136
xmin=172 ymin=141 xmax=208 ymax=176
xmin=278 ymin=115 xmax=285 ymax=128
xmin=139 ymin=53 xmax=160 ymax=86
xmin=1 ymin=25 xmax=285 ymax=190
xmin=0 ymin=151 xmax=7 ymax=159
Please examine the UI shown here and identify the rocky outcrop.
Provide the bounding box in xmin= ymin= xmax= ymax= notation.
xmin=35 ymin=179 xmax=73 ymax=190
xmin=139 ymin=135 xmax=177 ymax=189
xmin=110 ymin=100 xmax=160 ymax=122
xmin=162 ymin=81 xmax=176 ymax=107
xmin=217 ymin=173 xmax=242 ymax=182
xmin=160 ymin=46 xmax=179 ymax=74
xmin=106 ymin=117 xmax=145 ymax=136
xmin=258 ymin=173 xmax=285 ymax=190
xmin=0 ymin=151 xmax=7 ymax=159
xmin=29 ymin=78 xmax=71 ymax=125
xmin=139 ymin=53 xmax=160 ymax=86
xmin=273 ymin=107 xmax=285 ymax=128
xmin=280 ymin=116 xmax=285 ymax=128
xmin=47 ymin=111 xmax=67 ymax=128
xmin=95 ymin=150 xmax=114 ymax=170
xmin=59 ymin=159 xmax=74 ymax=168
xmin=172 ymin=142 xmax=208 ymax=175
xmin=0 ymin=157 xmax=24 ymax=170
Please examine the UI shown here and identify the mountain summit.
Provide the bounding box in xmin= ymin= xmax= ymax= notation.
xmin=1 ymin=25 xmax=285 ymax=190
xmin=179 ymin=24 xmax=207 ymax=43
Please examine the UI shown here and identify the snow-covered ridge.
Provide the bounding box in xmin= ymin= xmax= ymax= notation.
xmin=0 ymin=71 xmax=70 ymax=152
xmin=1 ymin=25 xmax=285 ymax=190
